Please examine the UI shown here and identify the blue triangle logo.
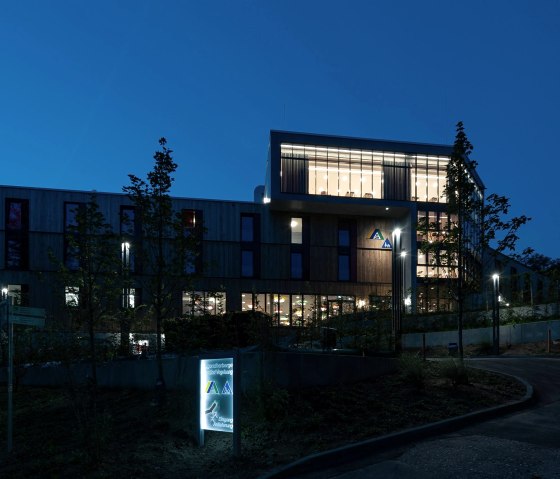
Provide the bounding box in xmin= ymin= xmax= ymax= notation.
xmin=381 ymin=239 xmax=392 ymax=249
xmin=370 ymin=228 xmax=384 ymax=240
xmin=221 ymin=381 xmax=233 ymax=395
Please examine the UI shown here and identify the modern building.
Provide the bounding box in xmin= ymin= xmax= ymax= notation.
xmin=0 ymin=131 xmax=548 ymax=330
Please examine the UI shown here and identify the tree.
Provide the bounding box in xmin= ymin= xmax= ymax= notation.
xmin=123 ymin=138 xmax=193 ymax=400
xmin=418 ymin=122 xmax=530 ymax=360
xmin=52 ymin=196 xmax=121 ymax=462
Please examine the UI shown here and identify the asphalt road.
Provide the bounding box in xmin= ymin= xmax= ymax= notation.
xmin=292 ymin=357 xmax=560 ymax=479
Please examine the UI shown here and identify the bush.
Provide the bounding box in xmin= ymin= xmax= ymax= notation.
xmin=163 ymin=311 xmax=273 ymax=353
xmin=398 ymin=353 xmax=426 ymax=389
xmin=439 ymin=359 xmax=469 ymax=387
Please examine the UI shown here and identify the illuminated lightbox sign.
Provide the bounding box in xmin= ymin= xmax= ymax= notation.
xmin=200 ymin=358 xmax=234 ymax=433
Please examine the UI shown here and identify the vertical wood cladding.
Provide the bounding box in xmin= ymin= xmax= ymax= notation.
xmin=0 ymin=185 xmax=396 ymax=323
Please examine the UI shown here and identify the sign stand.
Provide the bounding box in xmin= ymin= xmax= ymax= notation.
xmin=198 ymin=351 xmax=241 ymax=457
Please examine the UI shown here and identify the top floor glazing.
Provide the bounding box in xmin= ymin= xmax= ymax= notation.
xmin=280 ymin=142 xmax=450 ymax=203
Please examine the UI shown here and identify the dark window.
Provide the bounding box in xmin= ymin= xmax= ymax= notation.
xmin=291 ymin=252 xmax=303 ymax=279
xmin=5 ymin=199 xmax=29 ymax=270
xmin=240 ymin=213 xmax=260 ymax=278
xmin=183 ymin=209 xmax=203 ymax=274
xmin=337 ymin=220 xmax=356 ymax=281
xmin=241 ymin=215 xmax=254 ymax=242
xmin=241 ymin=250 xmax=254 ymax=278
xmin=338 ymin=228 xmax=350 ymax=247
xmin=338 ymin=254 xmax=350 ymax=281
xmin=64 ymin=202 xmax=84 ymax=270
xmin=120 ymin=206 xmax=136 ymax=236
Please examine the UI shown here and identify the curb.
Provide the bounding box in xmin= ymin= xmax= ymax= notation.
xmin=260 ymin=368 xmax=534 ymax=479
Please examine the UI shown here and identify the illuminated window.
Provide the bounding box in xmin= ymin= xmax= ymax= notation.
xmin=281 ymin=143 xmax=450 ymax=203
xmin=65 ymin=286 xmax=79 ymax=307
xmin=183 ymin=291 xmax=226 ymax=316
xmin=122 ymin=288 xmax=135 ymax=309
xmin=290 ymin=217 xmax=302 ymax=244
xmin=121 ymin=242 xmax=131 ymax=270
xmin=2 ymin=284 xmax=27 ymax=306
xmin=120 ymin=206 xmax=137 ymax=273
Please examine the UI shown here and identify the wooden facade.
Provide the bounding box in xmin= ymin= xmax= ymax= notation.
xmin=7 ymin=130 xmax=538 ymax=328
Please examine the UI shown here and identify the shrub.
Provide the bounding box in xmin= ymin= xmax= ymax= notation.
xmin=163 ymin=311 xmax=273 ymax=353
xmin=439 ymin=359 xmax=469 ymax=387
xmin=398 ymin=353 xmax=426 ymax=389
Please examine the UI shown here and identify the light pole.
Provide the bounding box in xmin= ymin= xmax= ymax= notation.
xmin=492 ymin=273 xmax=500 ymax=355
xmin=392 ymin=228 xmax=402 ymax=351
xmin=401 ymin=251 xmax=407 ymax=315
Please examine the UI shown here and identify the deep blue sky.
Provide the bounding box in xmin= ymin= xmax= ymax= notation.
xmin=2 ymin=1 xmax=559 ymax=258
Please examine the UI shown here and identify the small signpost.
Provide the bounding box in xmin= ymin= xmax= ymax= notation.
xmin=10 ymin=306 xmax=46 ymax=328
xmin=198 ymin=352 xmax=240 ymax=456
xmin=1 ymin=296 xmax=46 ymax=453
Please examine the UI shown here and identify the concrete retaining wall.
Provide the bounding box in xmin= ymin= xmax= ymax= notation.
xmin=0 ymin=352 xmax=396 ymax=392
xmin=402 ymin=319 xmax=560 ymax=349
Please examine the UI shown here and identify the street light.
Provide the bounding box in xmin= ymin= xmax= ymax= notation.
xmin=400 ymin=251 xmax=407 ymax=313
xmin=492 ymin=273 xmax=500 ymax=355
xmin=392 ymin=228 xmax=403 ymax=351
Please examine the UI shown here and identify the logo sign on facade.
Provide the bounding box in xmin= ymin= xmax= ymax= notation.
xmin=369 ymin=228 xmax=384 ymax=240
xmin=200 ymin=358 xmax=234 ymax=433
xmin=381 ymin=238 xmax=393 ymax=249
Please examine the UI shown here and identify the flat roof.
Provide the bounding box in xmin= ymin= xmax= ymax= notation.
xmin=270 ymin=130 xmax=454 ymax=156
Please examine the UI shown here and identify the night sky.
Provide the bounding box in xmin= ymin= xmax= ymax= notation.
xmin=2 ymin=1 xmax=559 ymax=258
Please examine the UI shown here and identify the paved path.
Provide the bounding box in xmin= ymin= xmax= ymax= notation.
xmin=292 ymin=357 xmax=560 ymax=479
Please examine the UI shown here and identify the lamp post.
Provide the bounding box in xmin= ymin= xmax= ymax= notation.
xmin=1 ymin=287 xmax=12 ymax=452
xmin=392 ymin=228 xmax=402 ymax=351
xmin=492 ymin=273 xmax=500 ymax=355
xmin=401 ymin=251 xmax=407 ymax=315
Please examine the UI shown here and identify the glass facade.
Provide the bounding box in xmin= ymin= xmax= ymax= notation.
xmin=182 ymin=291 xmax=227 ymax=316
xmin=240 ymin=293 xmax=382 ymax=326
xmin=281 ymin=143 xmax=449 ymax=202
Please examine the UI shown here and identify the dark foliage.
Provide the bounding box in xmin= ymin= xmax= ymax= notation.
xmin=163 ymin=311 xmax=273 ymax=352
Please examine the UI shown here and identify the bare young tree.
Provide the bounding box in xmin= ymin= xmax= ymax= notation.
xmin=123 ymin=138 xmax=193 ymax=401
xmin=419 ymin=122 xmax=530 ymax=360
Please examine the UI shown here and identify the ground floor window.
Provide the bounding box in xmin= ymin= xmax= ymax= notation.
xmin=416 ymin=282 xmax=455 ymax=313
xmin=241 ymin=292 xmax=369 ymax=326
xmin=182 ymin=291 xmax=226 ymax=316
